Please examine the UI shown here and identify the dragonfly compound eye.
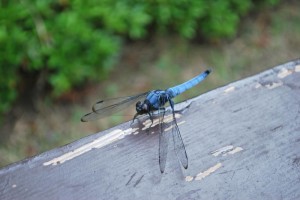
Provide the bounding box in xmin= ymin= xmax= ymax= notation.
xmin=136 ymin=101 xmax=142 ymax=112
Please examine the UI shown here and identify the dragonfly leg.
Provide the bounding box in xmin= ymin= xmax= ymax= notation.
xmin=160 ymin=107 xmax=166 ymax=122
xmin=131 ymin=112 xmax=139 ymax=126
xmin=148 ymin=112 xmax=154 ymax=128
xmin=168 ymin=99 xmax=176 ymax=117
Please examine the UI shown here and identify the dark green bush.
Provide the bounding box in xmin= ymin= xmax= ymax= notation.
xmin=0 ymin=0 xmax=280 ymax=117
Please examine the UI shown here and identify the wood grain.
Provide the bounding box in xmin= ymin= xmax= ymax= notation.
xmin=1 ymin=60 xmax=300 ymax=200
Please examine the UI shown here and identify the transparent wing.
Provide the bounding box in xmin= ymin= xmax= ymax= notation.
xmin=172 ymin=118 xmax=188 ymax=169
xmin=92 ymin=91 xmax=149 ymax=112
xmin=81 ymin=92 xmax=149 ymax=122
xmin=158 ymin=108 xmax=170 ymax=173
xmin=168 ymin=98 xmax=188 ymax=170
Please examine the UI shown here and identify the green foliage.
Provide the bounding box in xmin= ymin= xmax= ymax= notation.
xmin=145 ymin=0 xmax=206 ymax=38
xmin=0 ymin=0 xmax=280 ymax=116
xmin=0 ymin=67 xmax=17 ymax=116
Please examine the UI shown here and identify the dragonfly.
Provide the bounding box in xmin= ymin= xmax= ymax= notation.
xmin=81 ymin=69 xmax=211 ymax=173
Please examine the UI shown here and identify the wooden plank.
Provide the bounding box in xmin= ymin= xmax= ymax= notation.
xmin=1 ymin=60 xmax=300 ymax=200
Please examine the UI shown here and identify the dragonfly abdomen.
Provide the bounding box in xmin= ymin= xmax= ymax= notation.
xmin=166 ymin=69 xmax=211 ymax=98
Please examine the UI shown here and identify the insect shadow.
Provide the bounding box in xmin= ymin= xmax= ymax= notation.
xmin=130 ymin=101 xmax=192 ymax=135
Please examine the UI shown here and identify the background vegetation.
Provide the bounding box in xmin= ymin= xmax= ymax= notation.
xmin=1 ymin=0 xmax=279 ymax=117
xmin=2 ymin=0 xmax=300 ymax=167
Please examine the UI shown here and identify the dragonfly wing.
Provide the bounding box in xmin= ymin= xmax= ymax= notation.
xmin=172 ymin=120 xmax=188 ymax=169
xmin=92 ymin=92 xmax=149 ymax=111
xmin=81 ymin=110 xmax=105 ymax=122
xmin=81 ymin=92 xmax=149 ymax=122
xmin=158 ymin=110 xmax=170 ymax=173
xmin=167 ymin=97 xmax=188 ymax=170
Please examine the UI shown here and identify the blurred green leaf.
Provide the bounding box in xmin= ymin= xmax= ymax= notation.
xmin=0 ymin=0 xmax=280 ymax=117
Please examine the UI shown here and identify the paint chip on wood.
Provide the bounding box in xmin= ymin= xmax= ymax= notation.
xmin=185 ymin=176 xmax=194 ymax=182
xmin=224 ymin=86 xmax=235 ymax=93
xmin=277 ymin=68 xmax=292 ymax=78
xmin=211 ymin=145 xmax=234 ymax=157
xmin=195 ymin=163 xmax=222 ymax=181
xmin=223 ymin=147 xmax=243 ymax=156
xmin=142 ymin=113 xmax=182 ymax=130
xmin=43 ymin=129 xmax=129 ymax=166
xmin=211 ymin=145 xmax=243 ymax=157
xmin=265 ymin=81 xmax=283 ymax=89
xmin=295 ymin=65 xmax=300 ymax=72
xmin=255 ymin=83 xmax=262 ymax=89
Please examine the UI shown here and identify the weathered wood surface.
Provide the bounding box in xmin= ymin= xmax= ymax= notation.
xmin=1 ymin=60 xmax=300 ymax=200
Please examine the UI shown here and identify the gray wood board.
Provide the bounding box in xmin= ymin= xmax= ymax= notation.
xmin=1 ymin=60 xmax=300 ymax=200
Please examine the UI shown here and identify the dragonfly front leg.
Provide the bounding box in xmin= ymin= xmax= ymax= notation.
xmin=131 ymin=112 xmax=140 ymax=126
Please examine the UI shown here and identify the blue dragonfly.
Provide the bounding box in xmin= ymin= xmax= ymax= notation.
xmin=81 ymin=69 xmax=211 ymax=173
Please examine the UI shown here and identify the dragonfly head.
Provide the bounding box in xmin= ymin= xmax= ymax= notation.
xmin=136 ymin=101 xmax=149 ymax=114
